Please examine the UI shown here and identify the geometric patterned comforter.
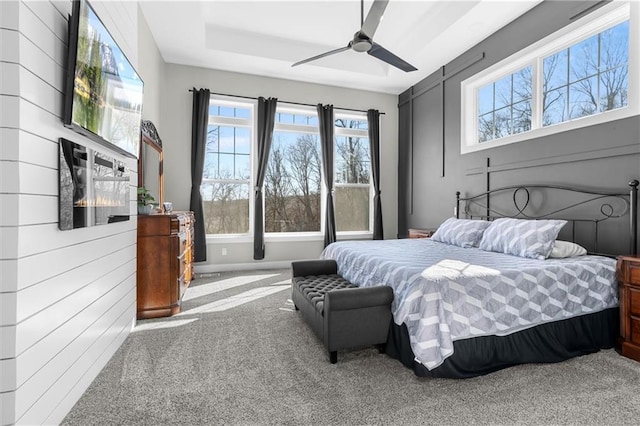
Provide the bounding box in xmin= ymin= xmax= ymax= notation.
xmin=321 ymin=239 xmax=618 ymax=370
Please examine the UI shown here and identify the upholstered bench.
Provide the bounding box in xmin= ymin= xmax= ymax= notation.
xmin=291 ymin=259 xmax=394 ymax=363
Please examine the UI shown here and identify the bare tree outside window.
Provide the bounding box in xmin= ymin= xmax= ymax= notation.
xmin=477 ymin=67 xmax=532 ymax=143
xmin=542 ymin=20 xmax=629 ymax=126
xmin=202 ymin=103 xmax=374 ymax=237
xmin=201 ymin=103 xmax=252 ymax=235
xmin=334 ymin=118 xmax=371 ymax=232
xmin=264 ymin=132 xmax=321 ymax=232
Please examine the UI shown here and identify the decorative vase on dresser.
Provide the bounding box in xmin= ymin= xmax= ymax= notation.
xmin=617 ymin=255 xmax=640 ymax=362
xmin=136 ymin=211 xmax=195 ymax=319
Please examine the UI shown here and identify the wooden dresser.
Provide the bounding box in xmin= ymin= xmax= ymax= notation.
xmin=617 ymin=255 xmax=640 ymax=362
xmin=137 ymin=211 xmax=195 ymax=319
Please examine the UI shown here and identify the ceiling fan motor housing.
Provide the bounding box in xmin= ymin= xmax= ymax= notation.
xmin=292 ymin=0 xmax=416 ymax=72
xmin=352 ymin=32 xmax=373 ymax=52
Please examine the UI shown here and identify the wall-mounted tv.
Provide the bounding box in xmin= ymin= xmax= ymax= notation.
xmin=63 ymin=0 xmax=143 ymax=159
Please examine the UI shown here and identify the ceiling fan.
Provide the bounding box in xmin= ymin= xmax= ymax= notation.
xmin=292 ymin=0 xmax=417 ymax=72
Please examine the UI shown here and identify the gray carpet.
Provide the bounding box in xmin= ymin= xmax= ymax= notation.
xmin=63 ymin=269 xmax=640 ymax=425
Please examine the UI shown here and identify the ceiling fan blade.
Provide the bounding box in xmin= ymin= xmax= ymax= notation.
xmin=368 ymin=42 xmax=417 ymax=72
xmin=292 ymin=44 xmax=352 ymax=67
xmin=360 ymin=0 xmax=389 ymax=39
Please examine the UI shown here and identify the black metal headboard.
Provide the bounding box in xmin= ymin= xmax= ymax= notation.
xmin=455 ymin=180 xmax=639 ymax=256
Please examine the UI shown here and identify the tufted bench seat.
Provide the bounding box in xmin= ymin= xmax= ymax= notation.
xmin=291 ymin=259 xmax=394 ymax=363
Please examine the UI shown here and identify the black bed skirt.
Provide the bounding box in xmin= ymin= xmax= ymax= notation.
xmin=385 ymin=308 xmax=619 ymax=379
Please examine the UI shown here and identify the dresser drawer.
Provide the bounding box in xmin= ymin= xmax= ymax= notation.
xmin=629 ymin=263 xmax=640 ymax=286
xmin=630 ymin=287 xmax=640 ymax=317
xmin=631 ymin=316 xmax=640 ymax=345
xmin=619 ymin=257 xmax=640 ymax=286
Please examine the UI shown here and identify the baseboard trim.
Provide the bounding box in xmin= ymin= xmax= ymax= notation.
xmin=194 ymin=260 xmax=296 ymax=274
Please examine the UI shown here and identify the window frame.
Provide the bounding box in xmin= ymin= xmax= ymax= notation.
xmin=204 ymin=101 xmax=376 ymax=241
xmin=334 ymin=111 xmax=374 ymax=236
xmin=461 ymin=1 xmax=638 ymax=154
xmin=265 ymin=104 xmax=324 ymax=239
xmin=203 ymin=96 xmax=256 ymax=240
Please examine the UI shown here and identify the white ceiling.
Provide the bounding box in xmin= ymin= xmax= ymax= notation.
xmin=139 ymin=0 xmax=542 ymax=95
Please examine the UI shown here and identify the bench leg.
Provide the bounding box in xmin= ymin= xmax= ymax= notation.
xmin=329 ymin=351 xmax=337 ymax=364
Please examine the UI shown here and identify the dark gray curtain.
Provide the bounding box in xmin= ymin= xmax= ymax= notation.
xmin=317 ymin=104 xmax=336 ymax=247
xmin=253 ymin=97 xmax=278 ymax=260
xmin=190 ymin=88 xmax=210 ymax=262
xmin=367 ymin=109 xmax=383 ymax=240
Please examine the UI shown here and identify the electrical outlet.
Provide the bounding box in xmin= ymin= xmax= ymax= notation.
xmin=221 ymin=248 xmax=227 ymax=256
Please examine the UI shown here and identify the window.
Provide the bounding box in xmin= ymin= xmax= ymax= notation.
xmin=263 ymin=106 xmax=373 ymax=236
xmin=477 ymin=66 xmax=532 ymax=142
xmin=542 ymin=20 xmax=629 ymax=125
xmin=334 ymin=115 xmax=371 ymax=233
xmin=265 ymin=108 xmax=322 ymax=233
xmin=461 ymin=2 xmax=637 ymax=154
xmin=203 ymin=101 xmax=374 ymax=238
xmin=201 ymin=99 xmax=253 ymax=235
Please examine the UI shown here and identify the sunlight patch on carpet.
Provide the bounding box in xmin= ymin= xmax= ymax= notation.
xmin=132 ymin=318 xmax=199 ymax=332
xmin=178 ymin=285 xmax=290 ymax=315
xmin=279 ymin=298 xmax=297 ymax=312
xmin=182 ymin=273 xmax=280 ymax=301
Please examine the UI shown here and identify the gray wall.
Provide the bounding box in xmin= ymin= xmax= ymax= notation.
xmin=398 ymin=1 xmax=640 ymax=254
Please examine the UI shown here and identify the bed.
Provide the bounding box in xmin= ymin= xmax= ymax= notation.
xmin=320 ymin=180 xmax=639 ymax=378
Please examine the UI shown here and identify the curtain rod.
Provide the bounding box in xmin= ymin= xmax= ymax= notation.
xmin=188 ymin=89 xmax=385 ymax=115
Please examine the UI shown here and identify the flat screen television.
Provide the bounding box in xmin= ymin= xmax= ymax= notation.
xmin=63 ymin=0 xmax=143 ymax=159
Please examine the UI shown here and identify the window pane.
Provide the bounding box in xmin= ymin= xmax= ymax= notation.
xmin=218 ymin=126 xmax=235 ymax=153
xmin=494 ymin=75 xmax=512 ymax=109
xmin=569 ymin=78 xmax=599 ymax=119
xmin=276 ymin=113 xmax=294 ymax=124
xmin=203 ymin=153 xmax=218 ymax=179
xmin=600 ymin=21 xmax=629 ymax=70
xmin=478 ymin=84 xmax=493 ymax=116
xmin=294 ymin=114 xmax=318 ymax=126
xmin=335 ymin=118 xmax=368 ymax=130
xmin=600 ymin=66 xmax=628 ymax=111
xmin=265 ymin=132 xmax=321 ymax=233
xmin=218 ymin=153 xmax=234 ymax=178
xmin=201 ymin=182 xmax=250 ymax=234
xmin=210 ymin=104 xmax=250 ymax=118
xmin=235 ymin=127 xmax=251 ymax=154
xmin=235 ymin=154 xmax=250 ymax=180
xmin=335 ymin=186 xmax=370 ymax=232
xmin=335 ymin=136 xmax=370 ymax=184
xmin=206 ymin=125 xmax=219 ymax=152
xmin=543 ymin=87 xmax=567 ymax=126
xmin=569 ymin=34 xmax=598 ymax=83
xmin=493 ymin=107 xmax=511 ymax=139
xmin=543 ymin=50 xmax=568 ymax=92
xmin=512 ymin=100 xmax=532 ymax=134
xmin=476 ymin=65 xmax=531 ymax=142
xmin=478 ymin=113 xmax=494 ymax=143
xmin=513 ymin=67 xmax=532 ymax=102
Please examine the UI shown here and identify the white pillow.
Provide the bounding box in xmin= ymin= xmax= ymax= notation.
xmin=549 ymin=240 xmax=587 ymax=258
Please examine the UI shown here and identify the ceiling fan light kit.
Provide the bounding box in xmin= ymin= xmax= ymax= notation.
xmin=292 ymin=0 xmax=417 ymax=73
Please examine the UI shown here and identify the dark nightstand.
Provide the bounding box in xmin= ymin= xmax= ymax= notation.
xmin=408 ymin=228 xmax=436 ymax=239
xmin=617 ymin=255 xmax=640 ymax=362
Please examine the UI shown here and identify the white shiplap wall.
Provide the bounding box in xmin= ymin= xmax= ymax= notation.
xmin=0 ymin=1 xmax=139 ymax=424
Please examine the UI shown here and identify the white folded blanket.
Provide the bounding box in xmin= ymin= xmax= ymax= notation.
xmin=421 ymin=259 xmax=500 ymax=281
